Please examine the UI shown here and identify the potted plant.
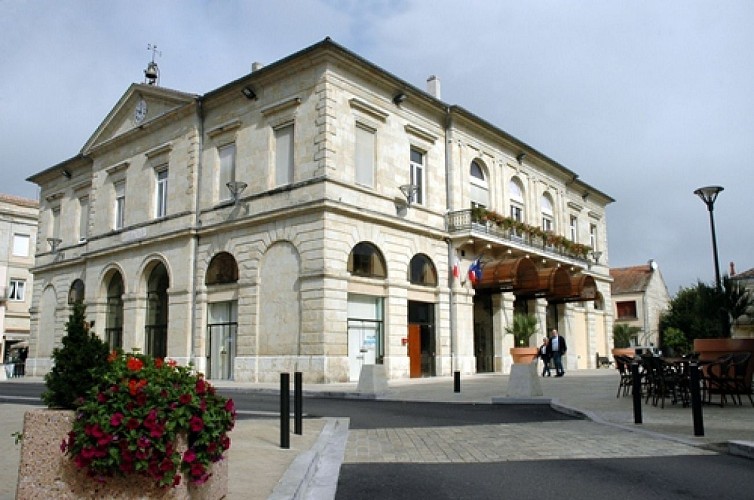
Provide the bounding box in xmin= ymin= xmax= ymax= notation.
xmin=611 ymin=323 xmax=640 ymax=358
xmin=506 ymin=313 xmax=539 ymax=364
xmin=17 ymin=302 xmax=235 ymax=497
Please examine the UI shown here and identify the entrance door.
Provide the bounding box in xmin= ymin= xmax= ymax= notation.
xmin=408 ymin=324 xmax=422 ymax=378
xmin=207 ymin=301 xmax=237 ymax=380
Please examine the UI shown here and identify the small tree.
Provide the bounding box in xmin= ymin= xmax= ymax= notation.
xmin=613 ymin=323 xmax=640 ymax=348
xmin=42 ymin=301 xmax=111 ymax=409
xmin=661 ymin=327 xmax=690 ymax=356
xmin=506 ymin=313 xmax=538 ymax=346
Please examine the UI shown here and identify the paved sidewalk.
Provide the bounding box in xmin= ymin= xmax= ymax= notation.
xmin=4 ymin=369 xmax=754 ymax=499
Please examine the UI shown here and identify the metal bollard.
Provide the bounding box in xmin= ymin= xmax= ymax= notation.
xmin=689 ymin=362 xmax=704 ymax=436
xmin=294 ymin=371 xmax=303 ymax=435
xmin=454 ymin=371 xmax=461 ymax=393
xmin=631 ymin=361 xmax=642 ymax=424
xmin=280 ymin=373 xmax=290 ymax=449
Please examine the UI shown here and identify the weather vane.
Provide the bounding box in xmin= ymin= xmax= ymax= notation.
xmin=144 ymin=43 xmax=162 ymax=85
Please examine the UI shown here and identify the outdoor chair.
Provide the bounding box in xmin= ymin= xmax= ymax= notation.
xmin=723 ymin=352 xmax=754 ymax=407
xmin=615 ymin=355 xmax=634 ymax=397
xmin=701 ymin=354 xmax=735 ymax=407
xmin=643 ymin=356 xmax=687 ymax=408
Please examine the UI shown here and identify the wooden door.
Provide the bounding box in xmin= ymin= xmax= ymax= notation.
xmin=408 ymin=324 xmax=421 ymax=378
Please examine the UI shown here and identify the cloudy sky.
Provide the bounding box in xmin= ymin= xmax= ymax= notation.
xmin=2 ymin=0 xmax=752 ymax=294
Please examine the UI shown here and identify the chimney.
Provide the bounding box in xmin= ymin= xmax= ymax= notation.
xmin=730 ymin=261 xmax=736 ymax=276
xmin=251 ymin=62 xmax=264 ymax=72
xmin=427 ymin=75 xmax=441 ymax=99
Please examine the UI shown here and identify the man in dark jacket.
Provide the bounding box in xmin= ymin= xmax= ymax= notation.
xmin=547 ymin=329 xmax=567 ymax=377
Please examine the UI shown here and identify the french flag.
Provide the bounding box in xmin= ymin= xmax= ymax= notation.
xmin=468 ymin=258 xmax=482 ymax=285
xmin=452 ymin=256 xmax=460 ymax=280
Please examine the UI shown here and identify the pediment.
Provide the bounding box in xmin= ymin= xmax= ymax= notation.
xmin=81 ymin=83 xmax=196 ymax=154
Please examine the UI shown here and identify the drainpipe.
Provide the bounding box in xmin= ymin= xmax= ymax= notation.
xmin=444 ymin=106 xmax=456 ymax=374
xmin=188 ymin=97 xmax=205 ymax=366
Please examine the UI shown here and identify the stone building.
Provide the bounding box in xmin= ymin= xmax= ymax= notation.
xmin=0 ymin=194 xmax=38 ymax=378
xmin=730 ymin=264 xmax=754 ymax=338
xmin=609 ymin=260 xmax=670 ymax=348
xmin=26 ymin=38 xmax=613 ymax=383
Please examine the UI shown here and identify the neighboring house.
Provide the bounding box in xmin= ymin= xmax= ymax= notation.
xmin=26 ymin=38 xmax=614 ymax=383
xmin=610 ymin=260 xmax=670 ymax=348
xmin=730 ymin=265 xmax=754 ymax=338
xmin=0 ymin=194 xmax=39 ymax=377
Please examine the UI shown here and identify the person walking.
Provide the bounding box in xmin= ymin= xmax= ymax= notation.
xmin=548 ymin=329 xmax=567 ymax=377
xmin=538 ymin=337 xmax=551 ymax=377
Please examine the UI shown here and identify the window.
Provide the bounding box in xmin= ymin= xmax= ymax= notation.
xmin=206 ymin=252 xmax=239 ymax=285
xmin=541 ymin=194 xmax=554 ymax=233
xmin=114 ymin=181 xmax=126 ymax=230
xmin=409 ymin=254 xmax=438 ymax=286
xmin=106 ymin=273 xmax=124 ymax=350
xmin=569 ymin=215 xmax=578 ymax=242
xmin=348 ymin=242 xmax=387 ymax=278
xmin=51 ymin=206 xmax=61 ymax=240
xmin=78 ymin=196 xmax=89 ymax=241
xmin=469 ymin=160 xmax=488 ymax=208
xmin=616 ymin=301 xmax=638 ymax=320
xmin=274 ymin=124 xmax=294 ymax=186
xmin=509 ymin=179 xmax=525 ymax=236
xmin=355 ymin=124 xmax=375 ymax=187
xmin=218 ymin=143 xmax=236 ymax=201
xmin=589 ymin=223 xmax=598 ymax=250
xmin=8 ymin=279 xmax=25 ymax=301
xmin=12 ymin=234 xmax=29 ymax=257
xmin=410 ymin=148 xmax=424 ymax=205
xmin=155 ymin=167 xmax=168 ymax=218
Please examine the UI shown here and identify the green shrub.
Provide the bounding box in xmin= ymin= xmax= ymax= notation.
xmin=42 ymin=302 xmax=110 ymax=409
xmin=506 ymin=313 xmax=538 ymax=346
xmin=613 ymin=323 xmax=640 ymax=348
xmin=662 ymin=327 xmax=690 ymax=355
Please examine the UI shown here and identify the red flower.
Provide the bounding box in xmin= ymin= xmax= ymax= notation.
xmin=127 ymin=357 xmax=144 ymax=372
xmin=225 ymin=399 xmax=235 ymax=414
xmin=195 ymin=378 xmax=207 ymax=395
xmin=155 ymin=358 xmax=164 ymax=368
xmin=129 ymin=378 xmax=147 ymax=396
xmin=179 ymin=393 xmax=192 ymax=405
xmin=183 ymin=449 xmax=196 ymax=463
xmin=97 ymin=392 xmax=108 ymax=403
xmin=221 ymin=435 xmax=231 ymax=450
xmin=126 ymin=418 xmax=140 ymax=430
xmin=110 ymin=412 xmax=124 ymax=427
xmin=108 ymin=350 xmax=118 ymax=363
xmin=189 ymin=415 xmax=204 ymax=432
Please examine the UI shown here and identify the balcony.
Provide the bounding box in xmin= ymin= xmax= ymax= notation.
xmin=446 ymin=208 xmax=591 ymax=264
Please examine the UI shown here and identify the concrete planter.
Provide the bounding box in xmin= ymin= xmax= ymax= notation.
xmin=16 ymin=409 xmax=227 ymax=499
xmin=509 ymin=347 xmax=538 ymax=365
xmin=611 ymin=347 xmax=636 ymax=359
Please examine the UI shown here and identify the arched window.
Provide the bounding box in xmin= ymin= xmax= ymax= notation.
xmin=509 ymin=178 xmax=525 ymax=236
xmin=593 ymin=292 xmax=605 ymax=311
xmin=106 ymin=272 xmax=124 ymax=350
xmin=348 ymin=242 xmax=387 ymax=278
xmin=409 ymin=254 xmax=438 ymax=286
xmin=470 ymin=160 xmax=489 ymax=208
xmin=68 ymin=279 xmax=85 ymax=304
xmin=206 ymin=252 xmax=239 ymax=285
xmin=541 ymin=193 xmax=554 ymax=233
xmin=146 ymin=262 xmax=169 ymax=359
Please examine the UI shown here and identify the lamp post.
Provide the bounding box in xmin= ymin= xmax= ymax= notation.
xmin=693 ymin=186 xmax=723 ymax=291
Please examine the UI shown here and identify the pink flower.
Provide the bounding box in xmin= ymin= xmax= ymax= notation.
xmin=225 ymin=399 xmax=235 ymax=413
xmin=195 ymin=378 xmax=207 ymax=395
xmin=183 ymin=449 xmax=196 ymax=463
xmin=110 ymin=412 xmax=124 ymax=427
xmin=126 ymin=418 xmax=140 ymax=430
xmin=189 ymin=415 xmax=204 ymax=432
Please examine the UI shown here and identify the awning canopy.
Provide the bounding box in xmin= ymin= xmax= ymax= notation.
xmin=474 ymin=257 xmax=538 ymax=292
xmin=474 ymin=257 xmax=597 ymax=303
xmin=559 ymin=274 xmax=597 ymax=303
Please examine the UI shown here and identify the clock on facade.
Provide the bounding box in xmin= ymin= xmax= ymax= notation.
xmin=134 ymin=99 xmax=148 ymax=124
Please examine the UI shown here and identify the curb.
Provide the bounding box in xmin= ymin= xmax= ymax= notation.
xmin=268 ymin=417 xmax=350 ymax=500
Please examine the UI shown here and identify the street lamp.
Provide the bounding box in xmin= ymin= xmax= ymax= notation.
xmin=694 ymin=185 xmax=723 ymax=291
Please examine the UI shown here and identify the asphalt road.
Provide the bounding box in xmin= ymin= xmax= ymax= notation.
xmin=5 ymin=382 xmax=753 ymax=500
